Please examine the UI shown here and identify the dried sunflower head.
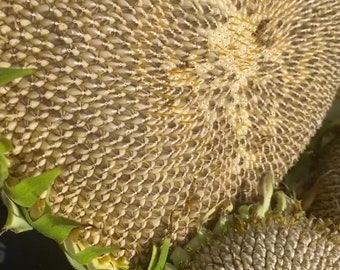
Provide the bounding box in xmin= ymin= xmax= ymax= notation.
xmin=170 ymin=175 xmax=340 ymax=270
xmin=182 ymin=214 xmax=340 ymax=270
xmin=0 ymin=0 xmax=339 ymax=267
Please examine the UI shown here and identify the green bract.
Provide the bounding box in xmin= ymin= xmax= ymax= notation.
xmin=0 ymin=67 xmax=34 ymax=87
xmin=24 ymin=210 xmax=80 ymax=244
xmin=0 ymin=139 xmax=12 ymax=187
xmin=144 ymin=238 xmax=173 ymax=270
xmin=1 ymin=192 xmax=32 ymax=233
xmin=72 ymin=247 xmax=120 ymax=265
xmin=4 ymin=168 xmax=62 ymax=208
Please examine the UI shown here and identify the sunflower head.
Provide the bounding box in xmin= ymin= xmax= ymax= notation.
xmin=0 ymin=0 xmax=339 ymax=267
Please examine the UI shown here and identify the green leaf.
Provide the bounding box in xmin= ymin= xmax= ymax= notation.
xmin=154 ymin=238 xmax=171 ymax=270
xmin=5 ymin=167 xmax=62 ymax=207
xmin=72 ymin=246 xmax=119 ymax=265
xmin=0 ymin=138 xmax=12 ymax=187
xmin=0 ymin=155 xmax=9 ymax=188
xmin=147 ymin=245 xmax=158 ymax=270
xmin=0 ymin=68 xmax=34 ymax=87
xmin=1 ymin=191 xmax=32 ymax=233
xmin=0 ymin=138 xmax=12 ymax=154
xmin=30 ymin=213 xmax=80 ymax=244
xmin=65 ymin=253 xmax=88 ymax=270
